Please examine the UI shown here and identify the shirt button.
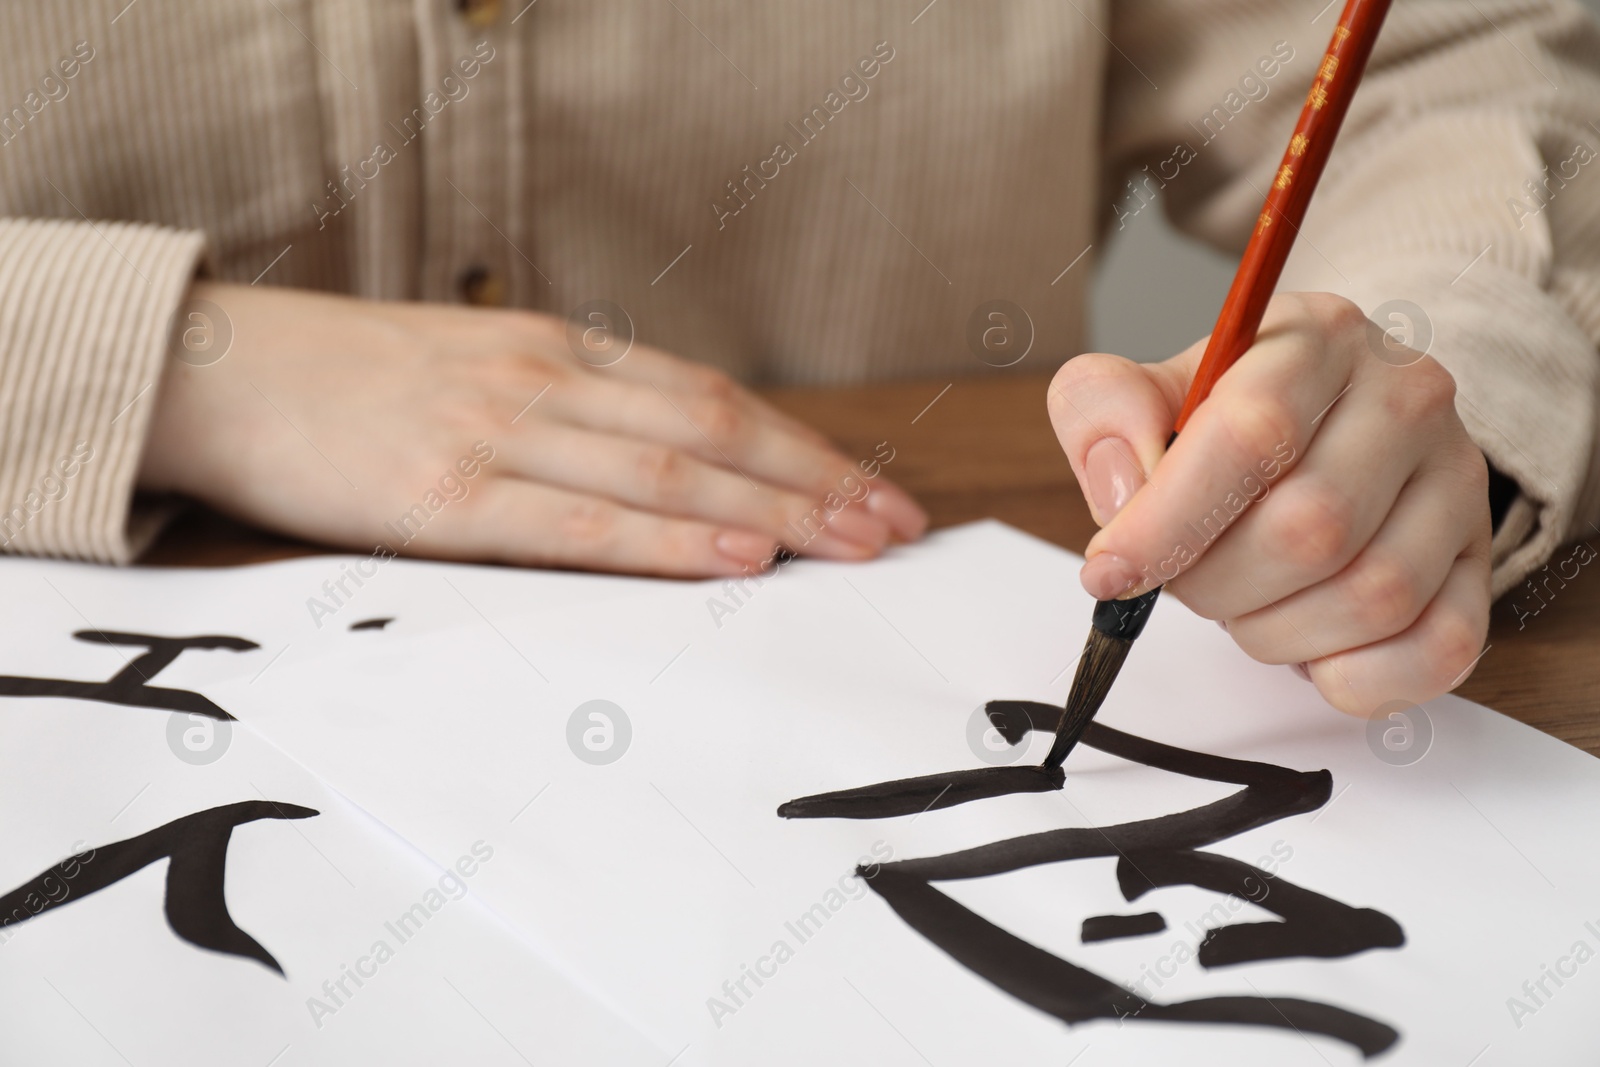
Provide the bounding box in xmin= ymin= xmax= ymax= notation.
xmin=455 ymin=0 xmax=501 ymax=28
xmin=458 ymin=266 xmax=506 ymax=307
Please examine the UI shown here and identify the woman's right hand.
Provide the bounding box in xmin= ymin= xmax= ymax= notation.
xmin=139 ymin=282 xmax=926 ymax=576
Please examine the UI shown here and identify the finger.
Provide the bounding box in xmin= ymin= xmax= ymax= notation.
xmin=496 ymin=420 xmax=888 ymax=560
xmin=1048 ymin=347 xmax=1196 ymax=526
xmin=521 ymin=316 xmax=819 ymax=451
xmin=428 ymin=478 xmax=783 ymax=579
xmin=607 ymin=346 xmax=838 ymax=450
xmin=541 ymin=372 xmax=927 ymax=539
xmin=1079 ymin=295 xmax=1366 ymax=600
xmin=1222 ymin=455 xmax=1486 ymax=664
xmin=498 ymin=308 xmax=844 ymax=456
xmin=1166 ymin=354 xmax=1459 ymax=617
xmin=1306 ymin=547 xmax=1492 ymax=717
xmin=597 ymin=339 xmax=727 ymax=389
xmin=610 ymin=353 xmax=929 ymax=542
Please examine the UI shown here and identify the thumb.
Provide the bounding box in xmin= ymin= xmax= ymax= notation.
xmin=1046 ymin=342 xmax=1204 ymax=526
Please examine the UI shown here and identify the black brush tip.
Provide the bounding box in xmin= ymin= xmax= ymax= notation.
xmin=1043 ymin=587 xmax=1162 ymax=768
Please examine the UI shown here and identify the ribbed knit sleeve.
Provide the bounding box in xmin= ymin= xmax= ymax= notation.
xmin=1105 ymin=0 xmax=1600 ymax=600
xmin=0 ymin=218 xmax=206 ymax=563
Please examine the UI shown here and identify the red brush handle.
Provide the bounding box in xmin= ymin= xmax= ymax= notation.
xmin=1171 ymin=0 xmax=1393 ymax=433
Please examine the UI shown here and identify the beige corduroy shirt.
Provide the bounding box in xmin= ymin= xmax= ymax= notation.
xmin=2 ymin=0 xmax=1600 ymax=601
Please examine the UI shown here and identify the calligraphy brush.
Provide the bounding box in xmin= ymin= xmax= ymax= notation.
xmin=1042 ymin=0 xmax=1394 ymax=770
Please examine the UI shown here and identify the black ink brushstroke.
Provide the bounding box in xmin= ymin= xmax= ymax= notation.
xmin=0 ymin=631 xmax=258 ymax=720
xmin=0 ymin=800 xmax=318 ymax=974
xmin=985 ymin=699 xmax=1048 ymax=745
xmin=777 ymin=701 xmax=1061 ymax=820
xmin=349 ymin=617 xmax=395 ymax=631
xmin=888 ymin=720 xmax=1330 ymax=882
xmin=777 ymin=765 xmax=1063 ymax=819
xmin=779 ymin=697 xmax=1331 ymax=832
xmin=1081 ymin=911 xmax=1166 ymax=942
xmin=782 ymin=699 xmax=1404 ymax=1058
xmin=1115 ymin=850 xmax=1404 ymax=966
xmin=865 ymin=866 xmax=1399 ymax=1057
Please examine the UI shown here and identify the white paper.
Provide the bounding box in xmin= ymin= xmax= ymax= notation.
xmin=4 ymin=522 xmax=1598 ymax=1064
xmin=0 ymin=694 xmax=668 ymax=1063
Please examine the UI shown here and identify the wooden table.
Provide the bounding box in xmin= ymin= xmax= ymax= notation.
xmin=146 ymin=372 xmax=1600 ymax=754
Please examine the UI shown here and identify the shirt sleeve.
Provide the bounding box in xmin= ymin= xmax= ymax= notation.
xmin=0 ymin=217 xmax=206 ymax=563
xmin=1104 ymin=0 xmax=1600 ymax=599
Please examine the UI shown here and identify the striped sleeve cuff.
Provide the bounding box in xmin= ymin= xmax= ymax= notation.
xmin=0 ymin=217 xmax=206 ymax=563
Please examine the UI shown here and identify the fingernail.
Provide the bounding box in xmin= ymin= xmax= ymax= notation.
xmin=1289 ymin=661 xmax=1313 ymax=683
xmin=865 ymin=481 xmax=929 ymax=541
xmin=1079 ymin=553 xmax=1142 ymax=601
xmin=715 ymin=529 xmax=777 ymax=566
xmin=823 ymin=504 xmax=891 ymax=550
xmin=1084 ymin=437 xmax=1144 ymax=524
